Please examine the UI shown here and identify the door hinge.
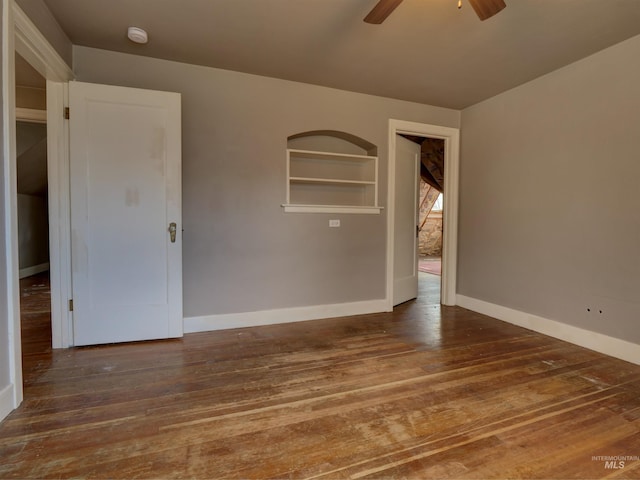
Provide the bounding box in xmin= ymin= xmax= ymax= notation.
xmin=64 ymin=107 xmax=70 ymax=119
xmin=68 ymin=299 xmax=74 ymax=312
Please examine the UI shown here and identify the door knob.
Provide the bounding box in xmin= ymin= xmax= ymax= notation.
xmin=168 ymin=222 xmax=177 ymax=243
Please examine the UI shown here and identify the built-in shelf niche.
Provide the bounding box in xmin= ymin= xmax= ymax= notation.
xmin=283 ymin=130 xmax=382 ymax=214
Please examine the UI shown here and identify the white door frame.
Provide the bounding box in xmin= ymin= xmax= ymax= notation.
xmin=2 ymin=0 xmax=73 ymax=411
xmin=386 ymin=119 xmax=460 ymax=309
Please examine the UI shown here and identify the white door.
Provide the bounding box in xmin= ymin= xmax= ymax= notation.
xmin=69 ymin=81 xmax=182 ymax=346
xmin=393 ymin=135 xmax=420 ymax=306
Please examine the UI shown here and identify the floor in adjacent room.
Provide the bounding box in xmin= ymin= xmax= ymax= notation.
xmin=1 ymin=273 xmax=640 ymax=479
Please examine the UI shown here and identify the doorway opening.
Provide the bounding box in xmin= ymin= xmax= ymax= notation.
xmin=418 ymin=187 xmax=443 ymax=306
xmin=15 ymin=52 xmax=53 ymax=364
xmin=418 ymin=189 xmax=443 ymax=276
xmin=3 ymin=2 xmax=75 ymax=416
xmin=386 ymin=119 xmax=459 ymax=310
xmin=402 ymin=135 xmax=444 ymax=306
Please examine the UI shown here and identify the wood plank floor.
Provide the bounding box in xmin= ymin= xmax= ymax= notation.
xmin=2 ymin=273 xmax=640 ymax=479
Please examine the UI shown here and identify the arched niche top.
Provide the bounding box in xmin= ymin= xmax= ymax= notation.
xmin=287 ymin=130 xmax=378 ymax=156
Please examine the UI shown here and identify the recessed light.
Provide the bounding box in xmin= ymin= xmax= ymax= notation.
xmin=127 ymin=27 xmax=148 ymax=44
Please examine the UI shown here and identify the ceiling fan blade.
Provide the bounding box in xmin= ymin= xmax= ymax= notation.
xmin=364 ymin=0 xmax=404 ymax=24
xmin=467 ymin=0 xmax=506 ymax=21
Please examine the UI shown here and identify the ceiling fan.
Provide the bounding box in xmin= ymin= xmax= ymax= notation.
xmin=364 ymin=0 xmax=506 ymax=23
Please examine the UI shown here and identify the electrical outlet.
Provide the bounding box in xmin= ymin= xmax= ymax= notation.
xmin=329 ymin=219 xmax=340 ymax=227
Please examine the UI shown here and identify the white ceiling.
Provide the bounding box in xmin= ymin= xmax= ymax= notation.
xmin=39 ymin=0 xmax=640 ymax=109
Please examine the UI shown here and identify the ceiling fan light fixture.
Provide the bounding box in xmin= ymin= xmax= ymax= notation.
xmin=468 ymin=0 xmax=506 ymax=20
xmin=127 ymin=26 xmax=148 ymax=44
xmin=364 ymin=0 xmax=506 ymax=23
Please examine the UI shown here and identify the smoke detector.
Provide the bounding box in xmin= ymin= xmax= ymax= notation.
xmin=127 ymin=27 xmax=148 ymax=44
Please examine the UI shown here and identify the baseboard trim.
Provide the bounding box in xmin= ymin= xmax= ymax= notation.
xmin=19 ymin=262 xmax=49 ymax=279
xmin=0 ymin=383 xmax=15 ymax=423
xmin=184 ymin=299 xmax=388 ymax=333
xmin=457 ymin=294 xmax=640 ymax=366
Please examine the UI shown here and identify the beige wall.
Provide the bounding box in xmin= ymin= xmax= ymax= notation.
xmin=16 ymin=85 xmax=45 ymax=109
xmin=73 ymin=46 xmax=460 ymax=317
xmin=17 ymin=193 xmax=48 ymax=270
xmin=459 ymin=34 xmax=640 ymax=344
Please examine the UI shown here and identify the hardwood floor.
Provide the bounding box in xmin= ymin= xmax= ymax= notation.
xmin=1 ymin=273 xmax=640 ymax=479
xmin=18 ymin=271 xmax=52 ymax=358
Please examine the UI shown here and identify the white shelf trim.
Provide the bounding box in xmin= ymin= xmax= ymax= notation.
xmin=282 ymin=204 xmax=383 ymax=214
xmin=285 ymin=146 xmax=380 ymax=213
xmin=288 ymin=148 xmax=375 ymax=161
xmin=15 ymin=107 xmax=46 ymax=123
xmin=290 ymin=176 xmax=376 ymax=186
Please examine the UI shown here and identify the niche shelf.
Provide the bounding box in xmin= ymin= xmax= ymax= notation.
xmin=282 ymin=132 xmax=382 ymax=214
